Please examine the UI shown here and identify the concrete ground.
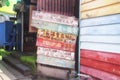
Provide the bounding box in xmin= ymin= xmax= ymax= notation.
xmin=0 ymin=61 xmax=32 ymax=80
xmin=0 ymin=61 xmax=85 ymax=80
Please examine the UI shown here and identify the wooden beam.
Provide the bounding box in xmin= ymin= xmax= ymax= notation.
xmin=81 ymin=0 xmax=95 ymax=4
xmin=81 ymin=0 xmax=120 ymax=11
xmin=81 ymin=3 xmax=120 ymax=19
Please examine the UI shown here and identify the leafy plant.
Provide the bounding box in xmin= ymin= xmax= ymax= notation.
xmin=0 ymin=0 xmax=10 ymax=7
xmin=20 ymin=56 xmax=37 ymax=73
xmin=0 ymin=49 xmax=10 ymax=57
xmin=0 ymin=55 xmax=2 ymax=60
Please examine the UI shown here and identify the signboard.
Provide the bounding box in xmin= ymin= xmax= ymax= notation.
xmin=37 ymin=47 xmax=75 ymax=60
xmin=37 ymin=29 xmax=77 ymax=44
xmin=33 ymin=11 xmax=78 ymax=68
xmin=32 ymin=11 xmax=78 ymax=26
xmin=37 ymin=55 xmax=75 ymax=69
xmin=32 ymin=20 xmax=78 ymax=35
xmin=36 ymin=38 xmax=75 ymax=52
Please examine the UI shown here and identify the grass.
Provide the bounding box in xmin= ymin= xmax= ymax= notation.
xmin=0 ymin=56 xmax=2 ymax=60
xmin=0 ymin=49 xmax=10 ymax=60
xmin=20 ymin=55 xmax=37 ymax=73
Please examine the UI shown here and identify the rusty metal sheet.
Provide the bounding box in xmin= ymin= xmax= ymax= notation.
xmin=37 ymin=55 xmax=75 ymax=69
xmin=37 ymin=0 xmax=76 ymax=16
xmin=31 ymin=0 xmax=37 ymax=4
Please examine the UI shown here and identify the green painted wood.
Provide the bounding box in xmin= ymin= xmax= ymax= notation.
xmin=32 ymin=20 xmax=78 ymax=35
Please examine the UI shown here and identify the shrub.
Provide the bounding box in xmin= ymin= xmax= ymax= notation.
xmin=0 ymin=49 xmax=10 ymax=57
xmin=20 ymin=56 xmax=37 ymax=73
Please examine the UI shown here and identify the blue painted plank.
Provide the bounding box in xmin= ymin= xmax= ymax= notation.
xmin=81 ymin=42 xmax=120 ymax=53
xmin=32 ymin=20 xmax=78 ymax=35
xmin=81 ymin=14 xmax=120 ymax=27
xmin=81 ymin=24 xmax=120 ymax=35
xmin=80 ymin=36 xmax=120 ymax=44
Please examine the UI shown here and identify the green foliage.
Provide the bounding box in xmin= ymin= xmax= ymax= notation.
xmin=5 ymin=0 xmax=10 ymax=6
xmin=0 ymin=49 xmax=10 ymax=57
xmin=20 ymin=56 xmax=37 ymax=73
xmin=0 ymin=55 xmax=2 ymax=60
xmin=0 ymin=0 xmax=10 ymax=7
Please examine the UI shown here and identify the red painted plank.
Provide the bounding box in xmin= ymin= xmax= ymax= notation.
xmin=36 ymin=38 xmax=75 ymax=52
xmin=81 ymin=65 xmax=120 ymax=80
xmin=81 ymin=57 xmax=120 ymax=76
xmin=81 ymin=49 xmax=120 ymax=66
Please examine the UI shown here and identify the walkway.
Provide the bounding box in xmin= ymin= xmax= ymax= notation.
xmin=0 ymin=61 xmax=32 ymax=80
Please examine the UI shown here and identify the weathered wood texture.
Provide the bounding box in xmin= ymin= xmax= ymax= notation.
xmin=80 ymin=14 xmax=120 ymax=53
xmin=37 ymin=55 xmax=75 ymax=69
xmin=81 ymin=65 xmax=120 ymax=80
xmin=81 ymin=0 xmax=95 ymax=4
xmin=37 ymin=47 xmax=75 ymax=60
xmin=81 ymin=50 xmax=120 ymax=78
xmin=80 ymin=0 xmax=120 ymax=79
xmin=81 ymin=0 xmax=120 ymax=19
xmin=32 ymin=11 xmax=78 ymax=26
xmin=81 ymin=14 xmax=120 ymax=27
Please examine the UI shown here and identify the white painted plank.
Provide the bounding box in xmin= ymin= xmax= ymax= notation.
xmin=81 ymin=42 xmax=120 ymax=53
xmin=80 ymin=36 xmax=120 ymax=44
xmin=37 ymin=55 xmax=75 ymax=69
xmin=80 ymin=24 xmax=120 ymax=35
xmin=81 ymin=14 xmax=120 ymax=27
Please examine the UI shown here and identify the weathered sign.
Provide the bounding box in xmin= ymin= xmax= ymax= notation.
xmin=33 ymin=10 xmax=78 ymax=68
xmin=32 ymin=11 xmax=78 ymax=26
xmin=36 ymin=38 xmax=75 ymax=52
xmin=32 ymin=20 xmax=78 ymax=35
xmin=37 ymin=55 xmax=75 ymax=69
xmin=37 ymin=29 xmax=77 ymax=44
xmin=37 ymin=47 xmax=75 ymax=60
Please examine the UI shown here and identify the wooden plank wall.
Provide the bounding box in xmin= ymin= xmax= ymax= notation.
xmin=81 ymin=0 xmax=120 ymax=19
xmin=80 ymin=0 xmax=120 ymax=79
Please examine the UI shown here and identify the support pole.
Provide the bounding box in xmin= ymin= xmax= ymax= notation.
xmin=77 ymin=0 xmax=93 ymax=80
xmin=21 ymin=12 xmax=24 ymax=52
xmin=77 ymin=0 xmax=82 ymax=79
